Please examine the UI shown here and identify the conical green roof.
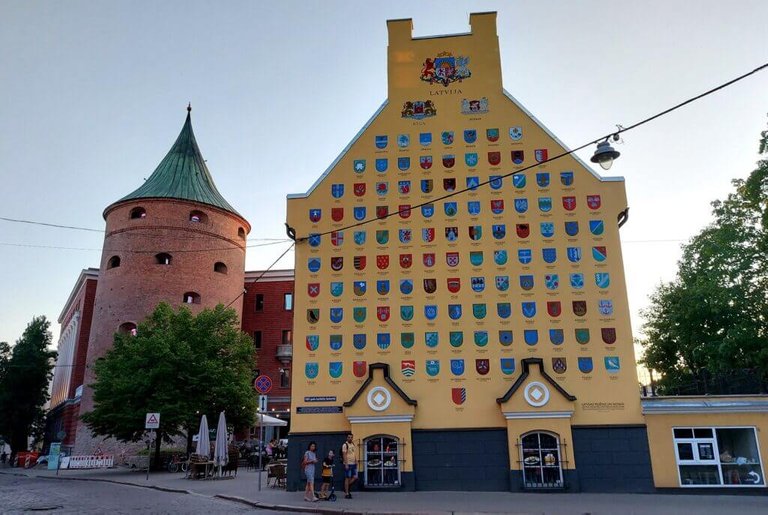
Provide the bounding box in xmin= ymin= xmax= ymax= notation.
xmin=109 ymin=108 xmax=241 ymax=217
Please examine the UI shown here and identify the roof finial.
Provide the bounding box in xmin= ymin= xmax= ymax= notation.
xmin=187 ymin=102 xmax=192 ymax=113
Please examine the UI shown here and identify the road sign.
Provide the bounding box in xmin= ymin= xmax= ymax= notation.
xmin=259 ymin=395 xmax=268 ymax=412
xmin=253 ymin=375 xmax=273 ymax=394
xmin=145 ymin=412 xmax=160 ymax=429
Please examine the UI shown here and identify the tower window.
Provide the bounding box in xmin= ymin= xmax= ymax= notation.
xmin=238 ymin=227 xmax=245 ymax=239
xmin=107 ymin=256 xmax=121 ymax=269
xmin=130 ymin=207 xmax=146 ymax=219
xmin=214 ymin=262 xmax=228 ymax=274
xmin=183 ymin=291 xmax=201 ymax=304
xmin=155 ymin=253 xmax=172 ymax=265
xmin=255 ymin=294 xmax=264 ymax=312
xmin=284 ymin=293 xmax=293 ymax=311
xmin=118 ymin=322 xmax=137 ymax=335
xmin=189 ymin=210 xmax=207 ymax=223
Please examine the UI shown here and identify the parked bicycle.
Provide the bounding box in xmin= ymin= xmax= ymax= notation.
xmin=165 ymin=453 xmax=188 ymax=473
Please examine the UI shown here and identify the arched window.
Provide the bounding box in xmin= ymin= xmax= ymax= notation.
xmin=156 ymin=253 xmax=172 ymax=265
xmin=107 ymin=256 xmax=121 ymax=269
xmin=189 ymin=210 xmax=207 ymax=223
xmin=214 ymin=262 xmax=228 ymax=274
xmin=183 ymin=291 xmax=201 ymax=304
xmin=520 ymin=431 xmax=564 ymax=489
xmin=238 ymin=227 xmax=245 ymax=239
xmin=130 ymin=207 xmax=146 ymax=219
xmin=363 ymin=435 xmax=401 ymax=488
xmin=118 ymin=322 xmax=137 ymax=336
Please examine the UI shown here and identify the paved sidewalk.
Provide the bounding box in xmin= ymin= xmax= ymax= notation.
xmin=2 ymin=465 xmax=768 ymax=514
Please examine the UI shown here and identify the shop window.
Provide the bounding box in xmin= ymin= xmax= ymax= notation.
xmin=255 ymin=294 xmax=264 ymax=312
xmin=280 ymin=368 xmax=290 ymax=388
xmin=238 ymin=227 xmax=245 ymax=239
xmin=189 ymin=210 xmax=207 ymax=223
xmin=107 ymin=256 xmax=121 ymax=269
xmin=284 ymin=293 xmax=293 ymax=311
xmin=519 ymin=431 xmax=564 ymax=489
xmin=674 ymin=427 xmax=764 ymax=487
xmin=130 ymin=207 xmax=146 ymax=219
xmin=253 ymin=331 xmax=262 ymax=350
xmin=155 ymin=253 xmax=172 ymax=265
xmin=214 ymin=262 xmax=228 ymax=274
xmin=281 ymin=330 xmax=292 ymax=346
xmin=118 ymin=322 xmax=137 ymax=336
xmin=183 ymin=291 xmax=200 ymax=304
xmin=364 ymin=436 xmax=401 ymax=488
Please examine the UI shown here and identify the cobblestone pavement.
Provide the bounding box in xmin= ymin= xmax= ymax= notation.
xmin=0 ymin=473 xmax=260 ymax=514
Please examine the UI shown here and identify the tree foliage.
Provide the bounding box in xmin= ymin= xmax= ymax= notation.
xmin=0 ymin=317 xmax=56 ymax=456
xmin=640 ymin=123 xmax=768 ymax=393
xmin=81 ymin=303 xmax=257 ymax=457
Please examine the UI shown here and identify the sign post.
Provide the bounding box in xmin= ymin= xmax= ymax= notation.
xmin=145 ymin=413 xmax=160 ymax=481
xmin=253 ymin=376 xmax=271 ymax=492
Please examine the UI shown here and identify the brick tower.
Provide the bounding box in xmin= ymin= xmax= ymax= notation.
xmin=74 ymin=107 xmax=250 ymax=453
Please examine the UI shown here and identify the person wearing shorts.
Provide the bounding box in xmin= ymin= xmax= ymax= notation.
xmin=319 ymin=450 xmax=334 ymax=498
xmin=342 ymin=434 xmax=357 ymax=499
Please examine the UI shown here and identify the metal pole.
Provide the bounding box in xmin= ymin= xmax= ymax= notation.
xmin=146 ymin=430 xmax=152 ymax=481
xmin=257 ymin=413 xmax=263 ymax=491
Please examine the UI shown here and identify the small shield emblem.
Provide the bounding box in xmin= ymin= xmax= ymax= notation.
xmin=494 ymin=250 xmax=508 ymax=265
xmin=563 ymin=196 xmax=576 ymax=211
xmin=426 ymin=360 xmax=440 ymax=376
xmin=399 ymin=279 xmax=413 ymax=295
xmin=499 ymin=331 xmax=513 ymax=346
xmin=488 ymin=151 xmax=501 ymax=166
xmin=471 ymin=277 xmax=485 ymax=292
xmin=377 ymin=333 xmax=390 ymax=350
xmin=420 ymin=156 xmax=433 ymax=170
xmin=376 ymin=230 xmax=389 ymax=244
xmin=599 ymin=300 xmax=614 ymax=316
xmin=500 ymin=358 xmax=516 ymax=375
xmin=445 ymin=227 xmax=458 ymax=241
xmin=466 ymin=176 xmax=479 ymax=190
xmin=376 ymin=280 xmax=390 ymax=296
xmin=450 ymin=360 xmax=465 ymax=376
xmin=401 ymin=360 xmax=415 ymax=378
xmin=397 ymin=134 xmax=409 ymax=148
xmin=534 ymin=149 xmax=548 ymax=162
xmin=423 ymin=278 xmax=437 ymax=294
xmin=561 ymin=171 xmax=574 ymax=186
xmin=536 ymin=172 xmax=550 ymax=187
xmin=443 ymin=178 xmax=456 ymax=192
xmin=329 ymin=335 xmax=342 ymax=351
xmin=565 ymin=221 xmax=579 ymax=236
xmin=424 ymin=305 xmax=438 ymax=320
xmin=467 ymin=201 xmax=481 ymax=215
xmin=567 ymin=247 xmax=582 ymax=263
xmin=469 ymin=226 xmax=482 ymax=241
xmin=376 ymin=255 xmax=389 ymax=270
xmin=547 ymin=301 xmax=561 ymax=317
xmin=497 ymin=302 xmax=511 ymax=319
xmin=550 ymin=329 xmax=564 ymax=345
xmin=465 ymin=153 xmax=478 ymax=167
xmin=516 ymin=224 xmax=530 ymax=238
xmin=573 ymin=301 xmax=587 ymax=317
xmin=519 ymin=275 xmax=534 ymax=291
xmin=330 ymin=231 xmax=343 ymax=246
xmin=398 ymin=204 xmax=411 ymax=218
xmin=509 ymin=126 xmax=523 ymax=140
xmin=354 ymin=256 xmax=366 ymax=270
xmin=450 ymin=331 xmax=463 ymax=347
xmin=592 ymin=246 xmax=608 ymax=262
xmin=447 ymin=278 xmax=461 ymax=293
xmin=398 ymin=181 xmax=411 ymax=194
xmin=492 ymin=224 xmax=505 ymax=240
xmin=329 ymin=308 xmax=343 ymax=323
xmin=420 ymin=132 xmax=432 ymax=146
xmin=495 ymin=275 xmax=509 ymax=292
xmin=354 ymin=206 xmax=366 ymax=221
xmin=308 ymin=283 xmax=320 ymax=297
xmin=442 ymin=154 xmax=455 ymax=168
xmin=570 ymin=273 xmax=584 ymax=289
xmin=476 ymin=359 xmax=490 ymax=375
xmin=422 ymin=228 xmax=435 ymax=243
xmin=605 ymin=356 xmax=620 ymax=372
xmin=540 ymin=222 xmax=554 ymax=238
xmin=330 ymin=282 xmax=343 ymax=297
xmin=421 ymin=179 xmax=433 ymax=193
xmin=524 ymin=329 xmax=538 ymax=346
xmin=522 ymin=302 xmax=536 ymax=318
xmin=472 ymin=303 xmax=487 ymax=319
xmin=470 ymin=251 xmax=483 ymax=266
xmin=589 ymin=220 xmax=605 ymax=235
xmin=602 ymin=328 xmax=617 ymax=344
xmin=595 ymin=273 xmax=611 ymax=289
xmin=448 ymin=304 xmax=462 ymax=320
xmin=441 ymin=131 xmax=454 ymax=145
xmin=309 ymin=209 xmax=321 ymax=223
xmin=354 ymin=183 xmax=366 ymax=197
xmin=399 ymin=229 xmax=412 ymax=244
xmin=489 ymin=176 xmax=503 ymax=190
xmin=545 ymin=274 xmax=559 ymax=290
xmin=354 ymin=231 xmax=366 ymax=245
xmin=305 ymin=335 xmax=319 ymax=351
xmin=308 ymin=234 xmax=321 ymax=247
xmin=587 ymin=195 xmax=602 ymax=210
xmin=578 ymin=357 xmax=593 ymax=373
xmin=444 ymin=202 xmax=458 ymax=217
xmin=331 ymin=256 xmax=343 ymax=271
xmin=421 ymin=204 xmax=434 ymax=218
xmin=511 ymin=150 xmax=524 ymax=165
xmin=514 ymin=198 xmax=528 ymax=213
xmin=474 ymin=331 xmax=488 ymax=348
xmin=518 ymin=249 xmax=532 ymax=264
xmin=353 ymin=334 xmax=367 ymax=350
xmin=487 ymin=128 xmax=499 ymax=142
xmin=423 ymin=253 xmax=435 ymax=267
xmin=542 ymin=248 xmax=557 ymax=263
xmin=376 ymin=205 xmax=388 ymax=219
xmin=353 ymin=281 xmax=366 ymax=296
xmin=575 ymin=329 xmax=590 ymax=344
xmin=399 ymin=254 xmax=412 ymax=268
xmin=331 ymin=183 xmax=344 ymax=198
xmin=375 ymin=135 xmax=387 ymax=149
xmin=513 ymin=174 xmax=526 ymax=188
xmin=353 ymin=361 xmax=367 ymax=378
xmin=305 ymin=362 xmax=319 ymax=379
xmin=464 ymin=129 xmax=477 ymax=144
xmin=451 ymin=387 xmax=466 ymax=405
xmin=552 ymin=358 xmax=567 ymax=375
xmin=538 ymin=197 xmax=552 ymax=212
xmin=401 ymin=333 xmax=414 ymax=349
xmin=376 ymin=158 xmax=388 ymax=173
xmin=377 ymin=306 xmax=390 ymax=322
xmin=446 ymin=252 xmax=460 ymax=267
xmin=491 ymin=199 xmax=504 ymax=214
xmin=398 ymin=157 xmax=410 ymax=171
xmin=400 ymin=305 xmax=414 ymax=321
xmin=353 ymin=159 xmax=366 ymax=173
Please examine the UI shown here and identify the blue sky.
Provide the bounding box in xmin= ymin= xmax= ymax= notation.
xmin=1 ymin=1 xmax=767 ymax=377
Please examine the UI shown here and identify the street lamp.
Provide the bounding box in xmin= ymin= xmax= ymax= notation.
xmin=590 ymin=137 xmax=621 ymax=170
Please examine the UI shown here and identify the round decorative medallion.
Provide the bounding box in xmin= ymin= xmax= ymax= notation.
xmin=524 ymin=381 xmax=550 ymax=408
xmin=367 ymin=386 xmax=392 ymax=412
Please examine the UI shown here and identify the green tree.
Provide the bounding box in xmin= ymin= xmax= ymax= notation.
xmin=640 ymin=123 xmax=768 ymax=392
xmin=0 ymin=317 xmax=56 ymax=460
xmin=81 ymin=303 xmax=257 ymax=467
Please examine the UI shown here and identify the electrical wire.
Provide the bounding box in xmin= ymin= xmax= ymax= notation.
xmin=225 ymin=242 xmax=296 ymax=308
xmin=0 ymin=216 xmax=104 ymax=232
xmin=0 ymin=239 xmax=293 ymax=253
xmin=295 ymin=61 xmax=768 ymax=241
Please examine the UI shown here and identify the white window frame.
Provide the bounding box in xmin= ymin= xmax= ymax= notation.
xmin=363 ymin=435 xmax=401 ymax=488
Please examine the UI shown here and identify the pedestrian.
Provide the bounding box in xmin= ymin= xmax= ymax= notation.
xmin=319 ymin=450 xmax=334 ymax=499
xmin=302 ymin=441 xmax=319 ymax=502
xmin=0 ymin=451 xmax=7 ymax=465
xmin=342 ymin=433 xmax=358 ymax=499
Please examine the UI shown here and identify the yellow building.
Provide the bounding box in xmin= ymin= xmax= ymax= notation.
xmin=286 ymin=12 xmax=768 ymax=492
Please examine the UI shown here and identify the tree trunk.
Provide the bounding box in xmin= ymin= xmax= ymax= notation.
xmin=153 ymin=430 xmax=162 ymax=470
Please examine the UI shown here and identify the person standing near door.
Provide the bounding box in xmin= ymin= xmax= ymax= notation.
xmin=342 ymin=434 xmax=357 ymax=499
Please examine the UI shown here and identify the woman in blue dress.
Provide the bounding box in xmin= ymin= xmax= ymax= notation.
xmin=303 ymin=441 xmax=319 ymax=502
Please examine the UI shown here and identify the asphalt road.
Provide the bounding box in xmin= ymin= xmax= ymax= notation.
xmin=0 ymin=473 xmax=270 ymax=514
